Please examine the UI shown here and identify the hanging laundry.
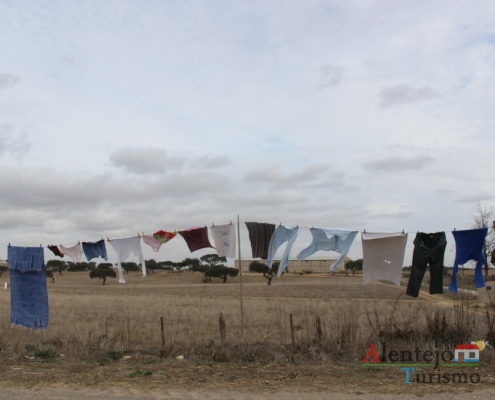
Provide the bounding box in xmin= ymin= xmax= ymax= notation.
xmin=108 ymin=236 xmax=146 ymax=284
xmin=297 ymin=228 xmax=358 ymax=271
xmin=211 ymin=223 xmax=236 ymax=259
xmin=142 ymin=234 xmax=163 ymax=252
xmin=48 ymin=244 xmax=64 ymax=258
xmin=245 ymin=222 xmax=276 ymax=260
xmin=266 ymin=225 xmax=299 ymax=276
xmin=153 ymin=230 xmax=177 ymax=243
xmin=179 ymin=226 xmax=213 ymax=252
xmin=59 ymin=243 xmax=83 ymax=262
xmin=8 ymin=246 xmax=49 ymax=329
xmin=82 ymin=240 xmax=108 ymax=261
xmin=362 ymin=232 xmax=408 ymax=286
xmin=406 ymin=232 xmax=446 ymax=297
xmin=449 ymin=228 xmax=487 ymax=293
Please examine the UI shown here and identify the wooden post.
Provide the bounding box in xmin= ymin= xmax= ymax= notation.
xmin=237 ymin=214 xmax=244 ymax=339
xmin=160 ymin=316 xmax=165 ymax=357
xmin=219 ymin=312 xmax=226 ymax=344
xmin=315 ymin=316 xmax=323 ymax=343
xmin=126 ymin=317 xmax=130 ymax=346
xmin=289 ymin=313 xmax=295 ymax=347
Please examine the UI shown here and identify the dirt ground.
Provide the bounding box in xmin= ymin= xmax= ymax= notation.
xmin=0 ymin=270 xmax=492 ymax=398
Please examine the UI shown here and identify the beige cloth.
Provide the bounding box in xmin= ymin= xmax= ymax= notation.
xmin=362 ymin=232 xmax=408 ymax=286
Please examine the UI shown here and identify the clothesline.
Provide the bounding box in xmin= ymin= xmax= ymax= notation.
xmin=2 ymin=221 xmax=491 ymax=331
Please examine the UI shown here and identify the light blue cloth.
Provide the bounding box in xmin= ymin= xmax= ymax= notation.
xmin=8 ymin=246 xmax=49 ymax=329
xmin=266 ymin=225 xmax=299 ymax=277
xmin=297 ymin=228 xmax=358 ymax=271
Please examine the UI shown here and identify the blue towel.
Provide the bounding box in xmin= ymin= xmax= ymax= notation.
xmin=8 ymin=246 xmax=49 ymax=329
xmin=449 ymin=228 xmax=487 ymax=293
xmin=82 ymin=239 xmax=108 ymax=261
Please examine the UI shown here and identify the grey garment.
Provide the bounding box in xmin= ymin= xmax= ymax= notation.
xmin=245 ymin=222 xmax=276 ymax=259
xmin=362 ymin=232 xmax=408 ymax=286
xmin=297 ymin=228 xmax=358 ymax=271
xmin=266 ymin=225 xmax=299 ymax=276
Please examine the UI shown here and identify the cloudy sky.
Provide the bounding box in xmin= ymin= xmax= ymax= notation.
xmin=0 ymin=0 xmax=494 ymax=264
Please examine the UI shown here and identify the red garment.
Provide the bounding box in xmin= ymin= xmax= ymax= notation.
xmin=153 ymin=230 xmax=177 ymax=243
xmin=179 ymin=226 xmax=213 ymax=252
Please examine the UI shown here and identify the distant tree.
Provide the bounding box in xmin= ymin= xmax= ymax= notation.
xmin=204 ymin=265 xmax=239 ymax=283
xmin=182 ymin=257 xmax=201 ymax=270
xmin=345 ymin=259 xmax=363 ymax=276
xmin=192 ymin=254 xmax=237 ymax=282
xmin=46 ymin=259 xmax=67 ymax=275
xmin=46 ymin=270 xmax=55 ymax=283
xmin=200 ymin=254 xmax=226 ymax=268
xmin=473 ymin=203 xmax=495 ymax=280
xmin=158 ymin=260 xmax=177 ymax=271
xmin=89 ymin=264 xmax=116 ymax=285
xmin=0 ymin=264 xmax=7 ymax=277
xmin=67 ymin=262 xmax=95 ymax=272
xmin=249 ymin=261 xmax=279 ymax=285
xmin=121 ymin=262 xmax=140 ymax=272
xmin=145 ymin=259 xmax=158 ymax=274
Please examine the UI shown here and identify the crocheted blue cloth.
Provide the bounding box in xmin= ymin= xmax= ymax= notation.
xmin=8 ymin=246 xmax=49 ymax=329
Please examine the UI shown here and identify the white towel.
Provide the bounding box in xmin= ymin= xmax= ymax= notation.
xmin=211 ymin=224 xmax=236 ymax=259
xmin=362 ymin=232 xmax=407 ymax=286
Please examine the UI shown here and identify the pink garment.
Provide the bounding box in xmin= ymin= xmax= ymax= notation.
xmin=59 ymin=243 xmax=83 ymax=262
xmin=142 ymin=234 xmax=163 ymax=252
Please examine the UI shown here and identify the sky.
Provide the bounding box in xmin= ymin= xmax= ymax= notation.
xmin=0 ymin=0 xmax=494 ymax=265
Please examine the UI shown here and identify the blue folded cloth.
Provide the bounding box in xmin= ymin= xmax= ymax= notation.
xmin=8 ymin=246 xmax=49 ymax=329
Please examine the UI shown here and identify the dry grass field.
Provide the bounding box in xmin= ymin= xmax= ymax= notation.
xmin=0 ymin=270 xmax=494 ymax=395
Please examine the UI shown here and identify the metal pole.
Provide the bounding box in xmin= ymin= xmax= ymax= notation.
xmin=237 ymin=214 xmax=244 ymax=339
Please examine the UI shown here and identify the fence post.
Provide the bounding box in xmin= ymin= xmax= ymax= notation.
xmin=315 ymin=316 xmax=323 ymax=343
xmin=160 ymin=316 xmax=165 ymax=357
xmin=219 ymin=312 xmax=226 ymax=344
xmin=289 ymin=313 xmax=295 ymax=347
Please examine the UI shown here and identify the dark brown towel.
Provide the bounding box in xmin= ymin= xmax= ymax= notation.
xmin=245 ymin=222 xmax=276 ymax=260
xmin=48 ymin=245 xmax=64 ymax=258
xmin=179 ymin=226 xmax=213 ymax=252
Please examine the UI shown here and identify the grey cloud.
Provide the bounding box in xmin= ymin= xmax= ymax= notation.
xmin=0 ymin=165 xmax=231 ymax=213
xmin=0 ymin=123 xmax=30 ymax=157
xmin=245 ymin=164 xmax=329 ymax=186
xmin=457 ymin=194 xmax=494 ymax=203
xmin=378 ymin=84 xmax=438 ymax=108
xmin=368 ymin=210 xmax=415 ymax=219
xmin=195 ymin=155 xmax=231 ymax=168
xmin=363 ymin=155 xmax=434 ymax=171
xmin=0 ymin=74 xmax=20 ymax=90
xmin=110 ymin=147 xmax=185 ymax=174
xmin=319 ymin=64 xmax=344 ymax=88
